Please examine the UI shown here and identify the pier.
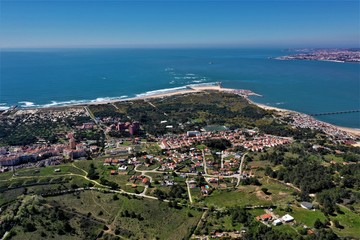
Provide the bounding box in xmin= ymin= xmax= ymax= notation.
xmin=310 ymin=110 xmax=360 ymax=116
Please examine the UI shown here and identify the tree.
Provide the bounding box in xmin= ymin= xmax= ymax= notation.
xmin=261 ymin=188 xmax=268 ymax=194
xmin=264 ymin=166 xmax=273 ymax=176
xmin=87 ymin=163 xmax=99 ymax=180
xmin=230 ymin=207 xmax=250 ymax=225
xmin=169 ymin=185 xmax=186 ymax=199
xmin=314 ymin=218 xmax=323 ymax=229
xmin=332 ymin=220 xmax=342 ymax=229
xmin=154 ymin=189 xmax=166 ymax=200
xmin=25 ymin=222 xmax=37 ymax=232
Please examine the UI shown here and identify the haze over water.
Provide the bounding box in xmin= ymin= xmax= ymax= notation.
xmin=1 ymin=48 xmax=359 ymax=128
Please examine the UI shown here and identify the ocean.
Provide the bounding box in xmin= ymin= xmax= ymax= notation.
xmin=0 ymin=48 xmax=359 ymax=128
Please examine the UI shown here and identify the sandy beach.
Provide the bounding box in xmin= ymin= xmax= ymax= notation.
xmin=335 ymin=126 xmax=360 ymax=137
xmin=249 ymin=102 xmax=293 ymax=113
xmin=13 ymin=83 xmax=360 ymax=138
xmin=246 ymin=98 xmax=360 ymax=137
xmin=249 ymin=99 xmax=360 ymax=138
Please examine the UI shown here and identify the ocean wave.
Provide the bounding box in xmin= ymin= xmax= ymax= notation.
xmin=18 ymin=101 xmax=39 ymax=108
xmin=0 ymin=106 xmax=10 ymax=111
xmin=14 ymin=82 xmax=219 ymax=109
xmin=16 ymin=95 xmax=130 ymax=109
xmin=134 ymin=82 xmax=219 ymax=98
xmin=90 ymin=96 xmax=129 ymax=103
xmin=135 ymin=86 xmax=189 ymax=98
xmin=42 ymin=100 xmax=89 ymax=108
xmin=42 ymin=96 xmax=129 ymax=107
xmin=0 ymin=103 xmax=7 ymax=106
xmin=187 ymin=82 xmax=219 ymax=87
xmin=192 ymin=80 xmax=205 ymax=83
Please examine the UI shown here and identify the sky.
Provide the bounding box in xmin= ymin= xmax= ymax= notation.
xmin=0 ymin=0 xmax=359 ymax=48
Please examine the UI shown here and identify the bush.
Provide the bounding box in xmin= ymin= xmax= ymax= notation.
xmin=314 ymin=218 xmax=323 ymax=229
xmin=261 ymin=188 xmax=268 ymax=194
xmin=25 ymin=222 xmax=37 ymax=232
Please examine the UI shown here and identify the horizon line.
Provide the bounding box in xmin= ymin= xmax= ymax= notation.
xmin=1 ymin=45 xmax=358 ymax=50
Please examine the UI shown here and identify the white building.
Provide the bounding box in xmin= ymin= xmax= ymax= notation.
xmin=282 ymin=214 xmax=294 ymax=222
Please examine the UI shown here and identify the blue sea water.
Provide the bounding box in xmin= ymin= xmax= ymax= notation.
xmin=0 ymin=48 xmax=359 ymax=128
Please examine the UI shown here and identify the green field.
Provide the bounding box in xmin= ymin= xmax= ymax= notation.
xmin=330 ymin=205 xmax=360 ymax=238
xmin=260 ymin=177 xmax=297 ymax=205
xmin=204 ymin=188 xmax=270 ymax=208
xmin=49 ymin=191 xmax=202 ymax=239
xmin=274 ymin=206 xmax=327 ymax=228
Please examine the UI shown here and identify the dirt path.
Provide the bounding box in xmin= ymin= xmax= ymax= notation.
xmin=236 ymin=152 xmax=248 ymax=187
xmin=186 ymin=179 xmax=193 ymax=203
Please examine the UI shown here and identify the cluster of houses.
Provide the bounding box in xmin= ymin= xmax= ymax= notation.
xmin=128 ymin=175 xmax=150 ymax=187
xmin=256 ymin=202 xmax=314 ymax=227
xmin=256 ymin=212 xmax=295 ymax=226
xmin=103 ymin=158 xmax=129 ymax=175
xmin=226 ymin=88 xmax=261 ymax=97
xmin=187 ymin=178 xmax=210 ymax=196
xmin=290 ymin=113 xmax=357 ymax=141
xmin=158 ymin=129 xmax=291 ymax=152
xmin=0 ymin=107 xmax=101 ymax=169
xmin=158 ymin=149 xmax=202 ymax=172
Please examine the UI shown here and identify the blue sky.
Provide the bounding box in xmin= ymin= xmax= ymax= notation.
xmin=0 ymin=0 xmax=359 ymax=48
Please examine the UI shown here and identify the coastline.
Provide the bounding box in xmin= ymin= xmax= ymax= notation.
xmin=247 ymin=98 xmax=360 ymax=138
xmin=335 ymin=126 xmax=360 ymax=138
xmin=5 ymin=84 xmax=360 ymax=138
xmin=89 ymin=84 xmax=223 ymax=104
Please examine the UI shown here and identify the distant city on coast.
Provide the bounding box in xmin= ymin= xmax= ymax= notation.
xmin=275 ymin=48 xmax=360 ymax=63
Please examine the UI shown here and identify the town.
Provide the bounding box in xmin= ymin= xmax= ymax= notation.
xmin=0 ymin=91 xmax=359 ymax=239
xmin=275 ymin=48 xmax=360 ymax=63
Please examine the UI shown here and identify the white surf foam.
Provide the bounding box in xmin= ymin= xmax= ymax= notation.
xmin=135 ymin=82 xmax=219 ymax=98
xmin=18 ymin=101 xmax=38 ymax=108
xmin=41 ymin=96 xmax=129 ymax=108
xmin=135 ymin=86 xmax=188 ymax=98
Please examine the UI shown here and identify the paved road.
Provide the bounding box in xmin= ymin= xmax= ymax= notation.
xmin=134 ymin=164 xmax=156 ymax=196
xmin=236 ymin=153 xmax=248 ymax=187
xmin=221 ymin=151 xmax=224 ymax=169
xmin=202 ymin=150 xmax=207 ymax=175
xmin=185 ymin=179 xmax=193 ymax=203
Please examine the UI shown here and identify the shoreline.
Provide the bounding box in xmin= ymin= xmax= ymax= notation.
xmin=4 ymin=84 xmax=360 ymax=137
xmin=247 ymin=98 xmax=360 ymax=138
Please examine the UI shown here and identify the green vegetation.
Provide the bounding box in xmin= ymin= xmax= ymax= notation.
xmin=0 ymin=108 xmax=91 ymax=146
xmin=330 ymin=205 xmax=360 ymax=237
xmin=1 ymin=92 xmax=360 ymax=239
xmin=110 ymin=91 xmax=275 ymax=136
xmin=204 ymin=188 xmax=270 ymax=208
xmin=49 ymin=191 xmax=202 ymax=239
